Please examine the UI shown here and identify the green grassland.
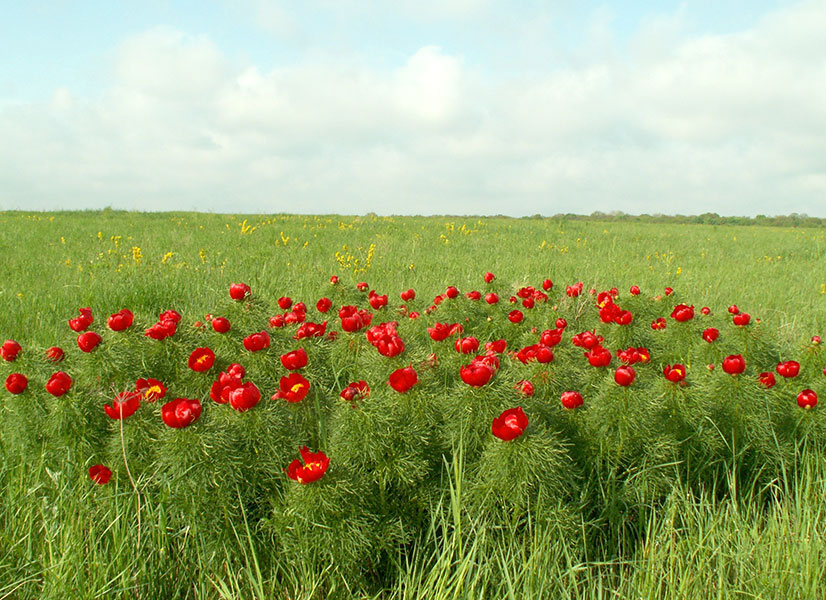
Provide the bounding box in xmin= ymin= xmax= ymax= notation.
xmin=2 ymin=211 xmax=826 ymax=599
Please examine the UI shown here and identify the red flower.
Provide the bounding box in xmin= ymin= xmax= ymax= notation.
xmin=45 ymin=371 xmax=72 ymax=396
xmin=614 ymin=365 xmax=636 ymax=386
xmin=701 ymin=306 xmax=711 ymax=315
xmin=671 ymin=304 xmax=694 ymax=322
xmin=460 ymin=362 xmax=493 ymax=387
xmin=145 ymin=319 xmax=177 ymax=340
xmin=388 ymin=366 xmax=418 ymax=393
xmin=281 ymin=348 xmax=308 ymax=370
xmin=427 ymin=322 xmax=462 ymax=341
xmin=274 ymin=373 xmax=310 ymax=403
xmin=107 ymin=309 xmax=134 ymax=331
xmin=211 ymin=317 xmax=231 ymax=333
xmin=1 ymin=339 xmax=21 ymax=361
xmin=330 ymin=275 xmax=339 ymax=285
xmin=277 ymin=296 xmax=292 ymax=310
xmin=585 ymin=346 xmax=612 ymax=367
xmin=733 ymin=313 xmax=751 ymax=326
xmin=104 ymin=390 xmax=141 ymax=419
xmin=400 ymin=288 xmax=416 ymax=302
xmin=483 ymin=272 xmax=495 ymax=284
xmin=68 ymin=307 xmax=93 ymax=332
xmin=316 ymin=297 xmax=332 ymax=313
xmin=572 ymin=330 xmax=601 ymax=349
xmin=798 ymin=389 xmax=818 ymax=409
xmin=229 ymin=282 xmax=251 ymax=300
xmin=455 ymin=337 xmax=479 ymax=354
xmin=485 ymin=292 xmax=499 ymax=304
xmin=651 ymin=318 xmax=667 ymax=330
xmin=286 ymin=446 xmax=330 ymax=484
xmin=229 ymin=381 xmax=262 ymax=411
xmin=45 ymin=346 xmax=65 ymax=362
xmin=508 ymin=310 xmax=524 ymax=324
xmin=77 ymin=331 xmax=102 ymax=353
xmin=243 ymin=331 xmax=271 ymax=352
xmin=466 ymin=290 xmax=481 ymax=301
xmin=630 ymin=285 xmax=640 ymax=295
xmin=295 ymin=321 xmax=328 ymax=339
xmin=339 ymin=305 xmax=373 ymax=332
xmin=556 ymin=318 xmax=567 ymax=329
xmin=812 ymin=335 xmax=822 ymax=345
xmin=776 ymin=361 xmax=800 ymax=378
xmin=368 ymin=292 xmax=389 ymax=310
xmin=664 ymin=287 xmax=674 ymax=296
xmin=88 ymin=465 xmax=112 ymax=485
xmin=702 ymin=327 xmax=719 ymax=343
xmin=728 ymin=305 xmax=740 ymax=315
xmin=491 ymin=407 xmax=529 ymax=441
xmin=269 ymin=314 xmax=285 ymax=328
xmin=515 ymin=380 xmax=534 ymax=397
xmin=188 ymin=347 xmax=215 ymax=372
xmin=540 ymin=329 xmax=562 ymax=347
xmin=566 ymin=282 xmax=583 ymax=297
xmin=158 ymin=310 xmax=181 ymax=324
xmin=5 ymin=373 xmax=27 ymax=394
xmin=758 ymin=372 xmax=777 ymax=388
xmin=542 ymin=278 xmax=553 ymax=291
xmin=445 ymin=286 xmax=459 ymax=299
xmin=357 ymin=282 xmax=369 ymax=291
xmin=485 ymin=339 xmax=507 ymax=353
xmin=340 ymin=380 xmax=370 ymax=402
xmin=663 ymin=364 xmax=687 ymax=383
xmin=136 ymin=378 xmax=167 ymax=402
xmin=561 ymin=390 xmax=584 ymax=409
xmin=722 ymin=354 xmax=746 ymax=375
xmin=161 ymin=397 xmax=202 ymax=428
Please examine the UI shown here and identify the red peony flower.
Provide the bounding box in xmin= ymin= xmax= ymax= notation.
xmin=45 ymin=371 xmax=72 ymax=396
xmin=277 ymin=296 xmax=292 ymax=310
xmin=88 ymin=464 xmax=112 ymax=485
xmin=702 ymin=327 xmax=720 ymax=343
xmin=614 ymin=365 xmax=636 ymax=386
xmin=555 ymin=318 xmax=567 ymax=330
xmin=159 ymin=310 xmax=182 ymax=324
xmin=671 ymin=304 xmax=694 ymax=322
xmin=701 ymin=306 xmax=711 ymax=315
xmin=1 ymin=339 xmax=22 ymax=362
xmin=798 ymin=389 xmax=818 ymax=409
xmin=68 ymin=307 xmax=93 ymax=332
xmin=316 ymin=297 xmax=333 ymax=313
xmin=145 ymin=319 xmax=177 ymax=340
xmin=340 ymin=380 xmax=370 ymax=402
xmin=339 ymin=305 xmax=373 ymax=332
xmin=77 ymin=331 xmax=102 ymax=353
xmin=664 ymin=287 xmax=674 ymax=296
xmin=515 ymin=380 xmax=534 ymax=397
xmin=136 ymin=378 xmax=167 ymax=402
xmin=651 ymin=318 xmax=667 ymax=330
xmin=188 ymin=347 xmax=215 ymax=372
xmin=286 ymin=446 xmax=330 ymax=484
xmin=243 ymin=331 xmax=271 ymax=352
xmin=485 ymin=339 xmax=507 ymax=353
xmin=482 ymin=272 xmax=495 ymax=284
xmin=585 ymin=346 xmax=612 ymax=367
xmin=161 ymin=397 xmax=202 ymax=428
xmin=466 ymin=290 xmax=481 ymax=300
xmin=388 ymin=366 xmax=418 ymax=393
xmin=728 ymin=305 xmax=740 ymax=315
xmin=663 ymin=364 xmax=687 ymax=383
xmin=733 ymin=313 xmax=751 ymax=326
xmin=281 ymin=348 xmax=308 ymax=370
xmin=542 ymin=278 xmax=553 ymax=291
xmin=211 ymin=317 xmax=231 ymax=333
xmin=104 ymin=390 xmax=141 ymax=419
xmin=107 ymin=309 xmax=134 ymax=331
xmin=460 ymin=362 xmax=493 ymax=387
xmin=5 ymin=373 xmax=27 ymax=394
xmin=508 ymin=310 xmax=524 ymax=324
xmin=776 ymin=361 xmax=800 ymax=378
xmin=812 ymin=335 xmax=822 ymax=345
xmin=630 ymin=285 xmax=640 ymax=295
xmin=561 ymin=390 xmax=584 ymax=409
xmin=269 ymin=314 xmax=285 ymax=328
xmin=229 ymin=381 xmax=261 ymax=411
xmin=491 ymin=407 xmax=529 ymax=441
xmin=330 ymin=275 xmax=339 ymax=285
xmin=758 ymin=372 xmax=776 ymax=388
xmin=229 ymin=282 xmax=251 ymax=300
xmin=722 ymin=354 xmax=746 ymax=375
xmin=572 ymin=330 xmax=601 ymax=349
xmin=45 ymin=346 xmax=65 ymax=362
xmin=485 ymin=292 xmax=499 ymax=304
xmin=274 ymin=373 xmax=310 ymax=403
xmin=455 ymin=337 xmax=479 ymax=354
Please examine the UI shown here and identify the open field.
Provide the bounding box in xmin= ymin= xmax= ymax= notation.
xmin=2 ymin=211 xmax=826 ymax=599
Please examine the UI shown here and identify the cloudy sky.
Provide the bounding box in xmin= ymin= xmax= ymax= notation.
xmin=1 ymin=0 xmax=824 ymax=216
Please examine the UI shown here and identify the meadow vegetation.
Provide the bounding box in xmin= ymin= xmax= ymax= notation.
xmin=1 ymin=211 xmax=825 ymax=599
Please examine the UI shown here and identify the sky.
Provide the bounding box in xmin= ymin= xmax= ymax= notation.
xmin=1 ymin=0 xmax=825 ymax=217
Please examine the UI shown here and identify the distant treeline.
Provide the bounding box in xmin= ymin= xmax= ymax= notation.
xmin=536 ymin=212 xmax=826 ymax=228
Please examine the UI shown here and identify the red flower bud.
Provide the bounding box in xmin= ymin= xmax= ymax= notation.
xmin=491 ymin=407 xmax=529 ymax=441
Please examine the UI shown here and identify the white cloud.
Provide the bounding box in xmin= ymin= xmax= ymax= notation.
xmin=1 ymin=1 xmax=825 ymax=216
